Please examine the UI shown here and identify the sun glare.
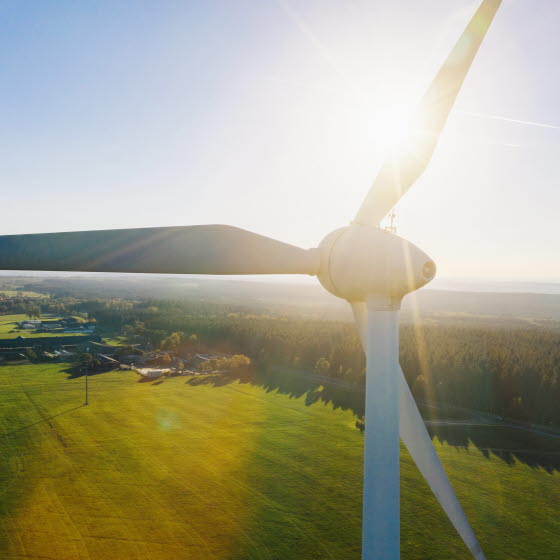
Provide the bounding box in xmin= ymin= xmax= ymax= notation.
xmin=373 ymin=101 xmax=415 ymax=149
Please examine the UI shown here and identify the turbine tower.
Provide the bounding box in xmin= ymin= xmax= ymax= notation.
xmin=0 ymin=1 xmax=503 ymax=558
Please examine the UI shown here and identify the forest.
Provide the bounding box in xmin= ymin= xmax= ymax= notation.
xmin=66 ymin=297 xmax=560 ymax=428
xmin=2 ymin=274 xmax=560 ymax=428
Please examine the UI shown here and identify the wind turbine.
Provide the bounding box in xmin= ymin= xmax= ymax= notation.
xmin=0 ymin=1 xmax=502 ymax=558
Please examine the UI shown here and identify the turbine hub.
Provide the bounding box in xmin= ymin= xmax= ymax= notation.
xmin=317 ymin=225 xmax=435 ymax=306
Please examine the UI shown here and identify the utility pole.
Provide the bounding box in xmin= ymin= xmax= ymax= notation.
xmin=85 ymin=363 xmax=89 ymax=405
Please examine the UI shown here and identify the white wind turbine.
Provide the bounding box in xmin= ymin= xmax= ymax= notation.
xmin=0 ymin=1 xmax=502 ymax=558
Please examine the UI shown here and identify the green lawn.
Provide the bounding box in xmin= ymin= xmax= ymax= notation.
xmin=0 ymin=363 xmax=559 ymax=559
xmin=98 ymin=334 xmax=127 ymax=346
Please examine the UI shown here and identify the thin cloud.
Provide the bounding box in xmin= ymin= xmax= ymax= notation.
xmin=459 ymin=110 xmax=560 ymax=130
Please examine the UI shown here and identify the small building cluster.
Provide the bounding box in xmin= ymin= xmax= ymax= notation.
xmin=0 ymin=335 xmax=102 ymax=362
xmin=17 ymin=317 xmax=96 ymax=334
xmin=0 ymin=315 xmax=249 ymax=381
xmin=87 ymin=343 xmax=229 ymax=379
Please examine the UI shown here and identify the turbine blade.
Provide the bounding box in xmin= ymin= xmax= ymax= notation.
xmin=399 ymin=367 xmax=486 ymax=560
xmin=350 ymin=301 xmax=485 ymax=560
xmin=0 ymin=225 xmax=319 ymax=275
xmin=354 ymin=0 xmax=502 ymax=226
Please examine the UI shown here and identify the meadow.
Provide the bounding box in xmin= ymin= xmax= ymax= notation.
xmin=1 ymin=362 xmax=559 ymax=559
xmin=0 ymin=314 xmax=88 ymax=339
xmin=0 ymin=291 xmax=44 ymax=299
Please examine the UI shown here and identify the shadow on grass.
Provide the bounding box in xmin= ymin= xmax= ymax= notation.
xmin=184 ymin=367 xmax=560 ymax=474
xmin=64 ymin=365 xmax=117 ymax=379
xmin=427 ymin=423 xmax=560 ymax=474
xmin=0 ymin=404 xmax=85 ymax=439
xmin=187 ymin=374 xmax=232 ymax=387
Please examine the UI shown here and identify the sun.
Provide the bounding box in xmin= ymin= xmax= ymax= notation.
xmin=374 ymin=101 xmax=415 ymax=150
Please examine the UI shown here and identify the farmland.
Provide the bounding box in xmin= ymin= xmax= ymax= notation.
xmin=1 ymin=362 xmax=559 ymax=559
xmin=0 ymin=291 xmax=44 ymax=299
xmin=0 ymin=314 xmax=88 ymax=339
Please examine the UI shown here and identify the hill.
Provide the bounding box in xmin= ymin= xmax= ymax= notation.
xmin=1 ymin=363 xmax=559 ymax=559
xmin=6 ymin=274 xmax=560 ymax=327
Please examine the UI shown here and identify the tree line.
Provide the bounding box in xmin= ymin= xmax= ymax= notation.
xmin=3 ymin=294 xmax=560 ymax=427
xmin=61 ymin=297 xmax=560 ymax=427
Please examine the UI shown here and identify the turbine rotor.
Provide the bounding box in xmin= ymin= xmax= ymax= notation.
xmin=317 ymin=225 xmax=436 ymax=305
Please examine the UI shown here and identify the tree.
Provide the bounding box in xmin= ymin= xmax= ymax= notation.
xmin=113 ymin=345 xmax=144 ymax=360
xmin=199 ymin=359 xmax=217 ymax=373
xmin=356 ymin=417 xmax=365 ymax=432
xmin=25 ymin=305 xmax=41 ymax=320
xmin=78 ymin=352 xmax=100 ymax=370
xmin=227 ymin=354 xmax=251 ymax=370
xmin=161 ymin=331 xmax=184 ymax=350
xmin=314 ymin=357 xmax=330 ymax=376
xmin=144 ymin=329 xmax=166 ymax=347
xmin=412 ymin=375 xmax=428 ymax=400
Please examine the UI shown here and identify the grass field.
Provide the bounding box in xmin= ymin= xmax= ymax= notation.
xmin=1 ymin=363 xmax=559 ymax=559
xmin=0 ymin=291 xmax=44 ymax=298
xmin=0 ymin=314 xmax=89 ymax=339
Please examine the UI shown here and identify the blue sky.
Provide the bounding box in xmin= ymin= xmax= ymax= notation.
xmin=1 ymin=0 xmax=559 ymax=281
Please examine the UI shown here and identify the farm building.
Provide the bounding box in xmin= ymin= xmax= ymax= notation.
xmin=136 ymin=368 xmax=171 ymax=378
xmin=0 ymin=335 xmax=101 ymax=360
xmin=54 ymin=349 xmax=77 ymax=359
xmin=119 ymin=354 xmax=147 ymax=365
xmin=89 ymin=341 xmax=119 ymax=355
xmin=0 ymin=335 xmax=101 ymax=348
xmin=98 ymin=354 xmax=120 ymax=367
xmin=189 ymin=353 xmax=224 ymax=367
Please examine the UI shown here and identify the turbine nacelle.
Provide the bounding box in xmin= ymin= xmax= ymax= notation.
xmin=317 ymin=225 xmax=436 ymax=306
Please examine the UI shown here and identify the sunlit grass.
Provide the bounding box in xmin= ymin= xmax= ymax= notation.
xmin=0 ymin=363 xmax=559 ymax=559
xmin=0 ymin=314 xmax=89 ymax=339
xmin=0 ymin=291 xmax=44 ymax=298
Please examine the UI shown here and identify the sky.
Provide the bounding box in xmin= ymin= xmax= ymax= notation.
xmin=1 ymin=0 xmax=559 ymax=282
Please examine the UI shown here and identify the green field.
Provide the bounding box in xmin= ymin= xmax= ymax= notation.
xmin=0 ymin=314 xmax=89 ymax=339
xmin=0 ymin=363 xmax=559 ymax=559
xmin=0 ymin=291 xmax=44 ymax=298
